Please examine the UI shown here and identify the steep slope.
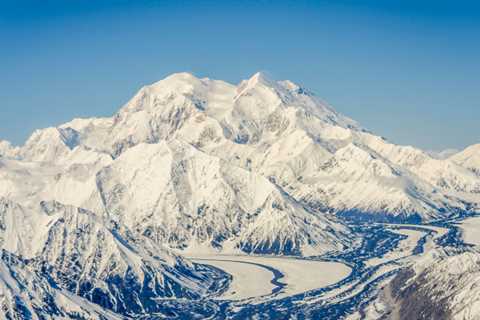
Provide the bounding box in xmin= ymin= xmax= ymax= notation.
xmin=85 ymin=140 xmax=349 ymax=255
xmin=367 ymin=250 xmax=480 ymax=320
xmin=0 ymin=139 xmax=351 ymax=256
xmin=0 ymin=250 xmax=121 ymax=320
xmin=451 ymin=144 xmax=480 ymax=176
xmin=0 ymin=198 xmax=228 ymax=317
xmin=0 ymin=140 xmax=19 ymax=159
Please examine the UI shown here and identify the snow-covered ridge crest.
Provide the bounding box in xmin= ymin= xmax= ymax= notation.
xmin=0 ymin=140 xmax=19 ymax=159
xmin=3 ymin=71 xmax=480 ymax=224
xmin=451 ymin=144 xmax=480 ymax=176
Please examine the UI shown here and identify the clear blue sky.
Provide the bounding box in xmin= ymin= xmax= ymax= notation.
xmin=1 ymin=0 xmax=479 ymax=151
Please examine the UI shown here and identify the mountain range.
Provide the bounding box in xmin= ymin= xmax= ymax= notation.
xmin=0 ymin=72 xmax=479 ymax=318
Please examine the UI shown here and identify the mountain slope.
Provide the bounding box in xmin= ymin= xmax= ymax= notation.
xmin=451 ymin=144 xmax=480 ymax=176
xmin=0 ymin=198 xmax=228 ymax=317
xmin=85 ymin=140 xmax=350 ymax=255
xmin=0 ymin=250 xmax=122 ymax=320
xmin=8 ymin=72 xmax=477 ymax=222
xmin=361 ymin=250 xmax=480 ymax=320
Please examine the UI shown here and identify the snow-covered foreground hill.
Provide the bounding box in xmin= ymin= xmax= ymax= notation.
xmin=0 ymin=198 xmax=229 ymax=318
xmin=1 ymin=72 xmax=480 ymax=318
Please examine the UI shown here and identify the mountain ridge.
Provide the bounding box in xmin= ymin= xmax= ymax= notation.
xmin=1 ymin=71 xmax=480 ymax=318
xmin=1 ymin=72 xmax=479 ymax=224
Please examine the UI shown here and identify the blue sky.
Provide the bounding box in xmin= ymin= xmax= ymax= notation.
xmin=1 ymin=0 xmax=479 ymax=151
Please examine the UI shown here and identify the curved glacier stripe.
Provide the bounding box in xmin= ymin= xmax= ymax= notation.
xmin=459 ymin=216 xmax=480 ymax=246
xmin=190 ymin=255 xmax=351 ymax=301
xmin=191 ymin=257 xmax=280 ymax=300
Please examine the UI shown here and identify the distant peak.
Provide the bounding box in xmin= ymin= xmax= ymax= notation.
xmin=145 ymin=72 xmax=205 ymax=96
xmin=0 ymin=140 xmax=12 ymax=147
xmin=246 ymin=71 xmax=273 ymax=86
xmin=427 ymin=148 xmax=459 ymax=159
xmin=162 ymin=72 xmax=200 ymax=82
xmin=249 ymin=71 xmax=267 ymax=81
xmin=465 ymin=143 xmax=480 ymax=151
xmin=456 ymin=143 xmax=480 ymax=157
xmin=242 ymin=72 xmax=306 ymax=94
xmin=235 ymin=72 xmax=278 ymax=97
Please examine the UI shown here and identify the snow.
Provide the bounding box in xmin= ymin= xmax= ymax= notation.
xmin=459 ymin=216 xmax=480 ymax=246
xmin=5 ymin=71 xmax=480 ymax=226
xmin=451 ymin=144 xmax=480 ymax=173
xmin=189 ymin=254 xmax=351 ymax=301
xmin=366 ymin=228 xmax=424 ymax=267
xmin=257 ymin=256 xmax=351 ymax=298
xmin=400 ymin=252 xmax=480 ymax=320
xmin=191 ymin=256 xmax=275 ymax=300
xmin=428 ymin=148 xmax=459 ymax=160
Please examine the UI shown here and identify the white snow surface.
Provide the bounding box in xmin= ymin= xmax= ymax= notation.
xmin=190 ymin=256 xmax=275 ymax=301
xmin=2 ymin=72 xmax=478 ymax=225
xmin=189 ymin=254 xmax=351 ymax=301
xmin=451 ymin=144 xmax=480 ymax=175
xmin=459 ymin=216 xmax=480 ymax=247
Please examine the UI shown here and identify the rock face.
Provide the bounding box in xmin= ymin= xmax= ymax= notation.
xmin=0 ymin=249 xmax=120 ymax=320
xmin=373 ymin=250 xmax=480 ymax=320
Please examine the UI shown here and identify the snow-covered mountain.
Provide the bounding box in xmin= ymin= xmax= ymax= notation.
xmin=0 ymin=197 xmax=228 ymax=318
xmin=0 ymin=140 xmax=349 ymax=257
xmin=357 ymin=248 xmax=480 ymax=320
xmin=0 ymin=140 xmax=18 ymax=159
xmin=3 ymin=72 xmax=478 ymax=223
xmin=0 ymin=249 xmax=123 ymax=319
xmin=90 ymin=139 xmax=349 ymax=255
xmin=428 ymin=148 xmax=459 ymax=160
xmin=451 ymin=144 xmax=480 ymax=176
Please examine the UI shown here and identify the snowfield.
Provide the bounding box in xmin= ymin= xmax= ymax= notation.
xmin=189 ymin=255 xmax=351 ymax=301
xmin=459 ymin=216 xmax=480 ymax=246
xmin=191 ymin=257 xmax=276 ymax=300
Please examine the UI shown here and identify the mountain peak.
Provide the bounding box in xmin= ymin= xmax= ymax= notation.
xmin=0 ymin=139 xmax=19 ymax=159
xmin=142 ymin=72 xmax=207 ymax=98
xmin=461 ymin=143 xmax=480 ymax=153
xmin=247 ymin=71 xmax=270 ymax=84
xmin=246 ymin=71 xmax=281 ymax=89
xmin=163 ymin=71 xmax=200 ymax=82
xmin=235 ymin=72 xmax=278 ymax=98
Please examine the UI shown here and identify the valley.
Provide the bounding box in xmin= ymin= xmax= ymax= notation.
xmin=175 ymin=219 xmax=464 ymax=319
